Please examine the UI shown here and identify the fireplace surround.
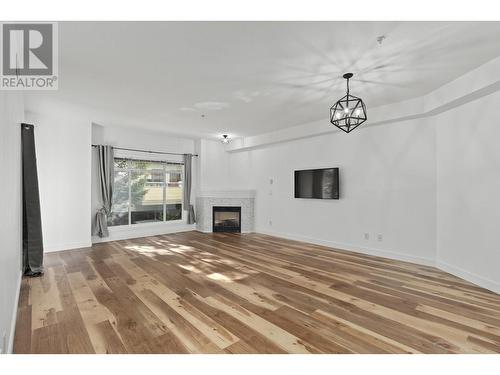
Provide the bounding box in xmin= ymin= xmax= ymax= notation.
xmin=195 ymin=190 xmax=255 ymax=233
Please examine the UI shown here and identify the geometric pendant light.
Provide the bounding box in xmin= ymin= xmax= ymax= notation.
xmin=330 ymin=73 xmax=367 ymax=133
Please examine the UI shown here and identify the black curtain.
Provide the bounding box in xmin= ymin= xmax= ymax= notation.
xmin=21 ymin=123 xmax=44 ymax=276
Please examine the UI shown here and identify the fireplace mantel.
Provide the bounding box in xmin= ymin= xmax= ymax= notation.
xmin=197 ymin=189 xmax=256 ymax=199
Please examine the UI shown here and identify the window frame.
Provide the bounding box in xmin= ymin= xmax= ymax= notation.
xmin=110 ymin=156 xmax=185 ymax=227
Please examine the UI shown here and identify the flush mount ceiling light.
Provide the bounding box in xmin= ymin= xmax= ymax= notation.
xmin=330 ymin=73 xmax=367 ymax=133
xmin=221 ymin=134 xmax=230 ymax=144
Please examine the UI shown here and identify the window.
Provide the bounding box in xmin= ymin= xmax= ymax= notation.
xmin=108 ymin=158 xmax=183 ymax=226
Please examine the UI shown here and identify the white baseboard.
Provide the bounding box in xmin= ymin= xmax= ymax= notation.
xmin=92 ymin=224 xmax=197 ymax=244
xmin=255 ymin=228 xmax=436 ymax=267
xmin=196 ymin=229 xmax=253 ymax=234
xmin=7 ymin=270 xmax=22 ymax=354
xmin=436 ymin=260 xmax=500 ymax=294
xmin=44 ymin=241 xmax=93 ymax=253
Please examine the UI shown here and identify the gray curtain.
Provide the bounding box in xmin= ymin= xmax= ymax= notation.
xmin=94 ymin=145 xmax=114 ymax=237
xmin=183 ymin=153 xmax=196 ymax=224
xmin=21 ymin=123 xmax=44 ymax=276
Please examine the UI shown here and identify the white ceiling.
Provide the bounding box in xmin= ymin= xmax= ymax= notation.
xmin=25 ymin=21 xmax=500 ymax=139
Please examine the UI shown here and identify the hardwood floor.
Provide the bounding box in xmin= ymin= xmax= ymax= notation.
xmin=13 ymin=231 xmax=500 ymax=354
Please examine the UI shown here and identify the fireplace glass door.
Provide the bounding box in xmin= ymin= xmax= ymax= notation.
xmin=212 ymin=206 xmax=241 ymax=232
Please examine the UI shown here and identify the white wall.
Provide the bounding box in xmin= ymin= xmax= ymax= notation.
xmin=91 ymin=124 xmax=197 ymax=242
xmin=214 ymin=118 xmax=437 ymax=265
xmin=198 ymin=139 xmax=251 ymax=191
xmin=0 ymin=92 xmax=24 ymax=353
xmin=92 ymin=123 xmax=196 ymax=156
xmin=25 ymin=111 xmax=92 ymax=252
xmin=436 ymin=91 xmax=500 ymax=293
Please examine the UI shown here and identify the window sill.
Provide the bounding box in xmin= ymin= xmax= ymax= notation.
xmin=92 ymin=220 xmax=196 ymax=244
xmin=108 ymin=219 xmax=185 ymax=230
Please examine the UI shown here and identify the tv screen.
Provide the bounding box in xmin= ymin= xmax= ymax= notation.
xmin=294 ymin=168 xmax=339 ymax=199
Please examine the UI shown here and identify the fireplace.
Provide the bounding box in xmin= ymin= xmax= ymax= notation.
xmin=196 ymin=190 xmax=255 ymax=233
xmin=212 ymin=206 xmax=241 ymax=232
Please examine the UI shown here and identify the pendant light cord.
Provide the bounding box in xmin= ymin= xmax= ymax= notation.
xmin=346 ymin=76 xmax=350 ymax=111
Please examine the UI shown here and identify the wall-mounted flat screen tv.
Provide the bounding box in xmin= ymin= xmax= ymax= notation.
xmin=294 ymin=168 xmax=339 ymax=199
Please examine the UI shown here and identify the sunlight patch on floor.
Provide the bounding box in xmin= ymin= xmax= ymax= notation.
xmin=124 ymin=245 xmax=173 ymax=257
xmin=207 ymin=273 xmax=233 ymax=282
xmin=178 ymin=264 xmax=203 ymax=274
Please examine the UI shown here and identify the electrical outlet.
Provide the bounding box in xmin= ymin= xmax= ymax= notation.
xmin=364 ymin=233 xmax=369 ymax=240
xmin=269 ymin=178 xmax=273 ymax=185
xmin=269 ymin=220 xmax=273 ymax=226
xmin=377 ymin=234 xmax=383 ymax=241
